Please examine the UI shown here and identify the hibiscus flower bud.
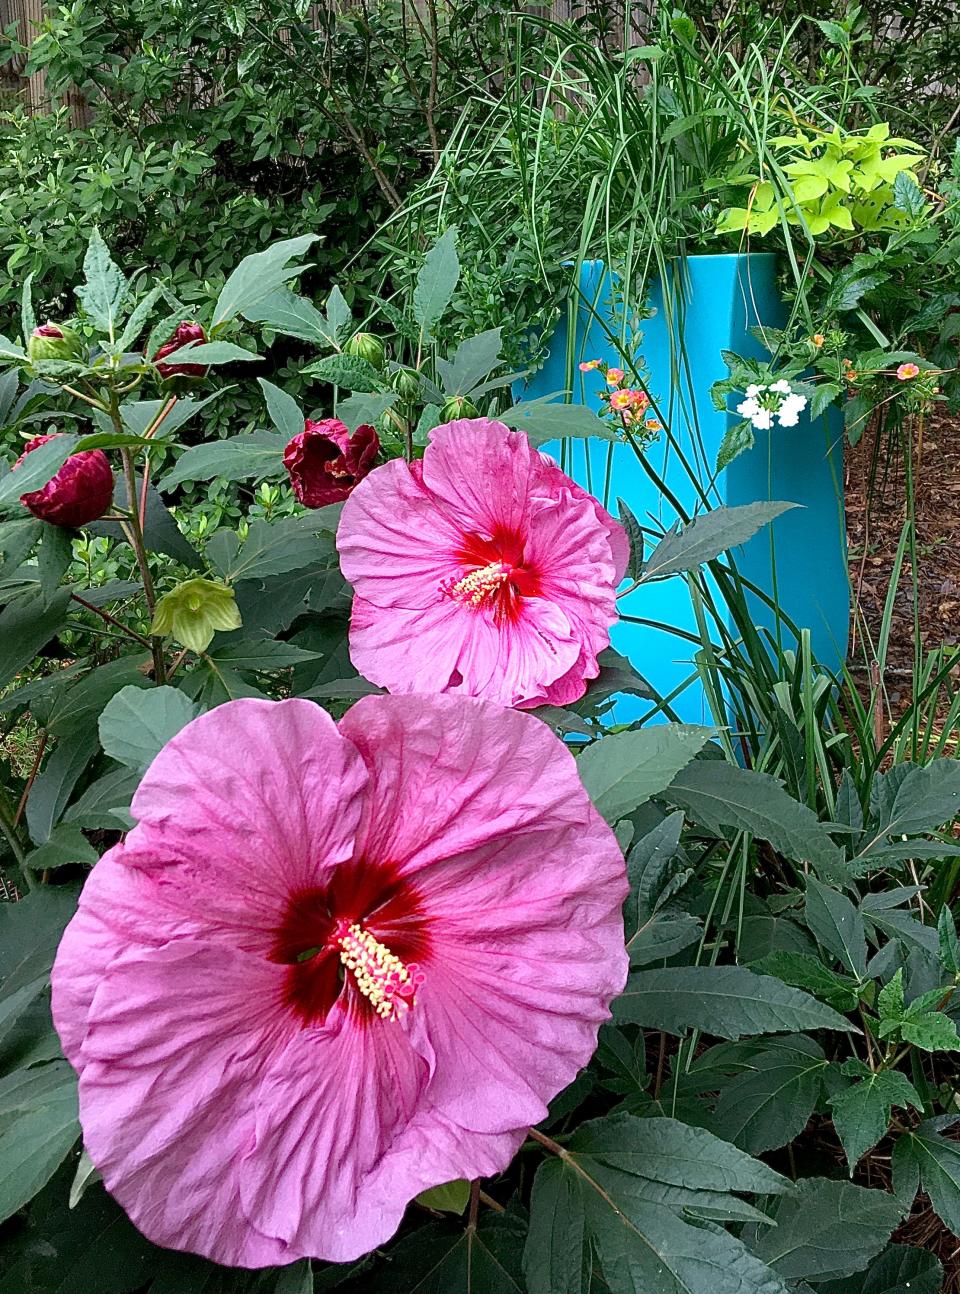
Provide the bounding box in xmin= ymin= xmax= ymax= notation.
xmin=389 ymin=368 xmax=422 ymax=403
xmin=439 ymin=395 xmax=479 ymax=422
xmin=344 ymin=332 xmax=386 ymax=370
xmin=27 ymin=323 xmax=85 ymax=364
xmin=284 ymin=418 xmax=379 ymax=508
xmin=152 ymin=322 xmax=207 ymax=379
xmin=151 ymin=578 xmax=242 ymax=655
xmin=15 ymin=433 xmax=114 ymax=528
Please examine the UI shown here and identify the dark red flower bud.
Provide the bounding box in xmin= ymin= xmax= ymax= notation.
xmin=152 ymin=321 xmax=207 ymax=379
xmin=35 ymin=323 xmax=64 ymax=338
xmin=16 ymin=433 xmax=114 ymax=528
xmin=283 ymin=418 xmax=380 ymax=508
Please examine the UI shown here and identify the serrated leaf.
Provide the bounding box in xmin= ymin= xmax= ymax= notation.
xmin=717 ymin=421 xmax=755 ymax=471
xmin=744 ymin=1178 xmax=901 ymax=1281
xmin=752 ymin=951 xmax=859 ymax=1012
xmin=829 ymin=1069 xmax=922 ymax=1171
xmin=642 ymin=502 xmax=798 ymax=581
xmin=75 ymin=228 xmax=127 ymax=337
xmin=303 ymin=353 xmax=383 ymax=391
xmin=0 ymin=1066 xmax=79 ymax=1223
xmin=214 ymin=234 xmax=318 ymax=328
xmin=413 ymin=228 xmax=459 ymax=335
xmin=819 ymin=1244 xmax=943 ymax=1294
xmin=900 ymin=1011 xmax=960 ymax=1052
xmin=805 ymin=878 xmax=867 ymax=977
xmin=893 ymin=1121 xmax=960 ymax=1237
xmin=939 ymin=906 xmax=960 ymax=975
xmin=618 ymin=497 xmax=644 ymax=580
xmin=711 ymin=1037 xmax=827 ymax=1154
xmin=578 ymin=725 xmax=713 ymax=824
xmin=241 ymin=286 xmax=335 ymax=343
xmin=207 ymin=515 xmax=331 ymax=582
xmin=666 ymin=760 xmax=846 ymax=874
xmin=98 ymin=685 xmax=200 ymax=773
xmin=614 ymin=965 xmax=856 ymax=1038
xmin=860 ymin=761 xmax=960 ymax=862
xmin=258 ymin=377 xmax=303 ymax=440
xmin=158 ymin=431 xmax=287 ymax=489
xmin=500 ymin=398 xmax=616 ymax=446
xmin=436 ymin=328 xmax=503 ymax=396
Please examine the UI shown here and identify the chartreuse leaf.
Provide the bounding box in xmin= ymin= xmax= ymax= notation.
xmin=665 ymin=760 xmax=846 ymax=875
xmin=578 ymin=725 xmax=713 ymax=824
xmin=525 ymin=1115 xmax=792 ymax=1294
xmin=413 ymin=227 xmax=459 ymax=336
xmin=614 ymin=966 xmax=856 ymax=1039
xmin=875 ymin=967 xmax=960 ymax=1051
xmin=743 ymin=1178 xmax=901 ymax=1281
xmin=819 ymin=1244 xmax=943 ymax=1294
xmin=214 ymin=234 xmax=318 ymax=328
xmin=641 ymin=502 xmax=798 ymax=580
xmin=752 ymin=952 xmax=859 ymax=1012
xmin=98 ymin=685 xmax=201 ymax=773
xmin=893 ymin=1118 xmax=960 ymax=1236
xmin=828 ymin=1060 xmax=922 ymax=1172
xmin=416 ymin=1179 xmax=471 ymax=1215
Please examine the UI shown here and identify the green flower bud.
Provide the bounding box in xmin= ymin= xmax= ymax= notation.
xmin=390 ymin=367 xmax=422 ymax=403
xmin=344 ymin=331 xmax=386 ymax=370
xmin=438 ymin=396 xmax=480 ymax=422
xmin=27 ymin=323 xmax=85 ymax=364
xmin=151 ymin=578 xmax=242 ymax=655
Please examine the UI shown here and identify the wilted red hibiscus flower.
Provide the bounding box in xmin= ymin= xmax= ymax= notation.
xmin=51 ymin=694 xmax=627 ymax=1266
xmin=283 ymin=418 xmax=379 ymax=507
xmin=16 ymin=433 xmax=114 ymax=528
xmin=152 ymin=321 xmax=207 ymax=378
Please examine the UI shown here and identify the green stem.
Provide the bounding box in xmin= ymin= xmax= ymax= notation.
xmin=0 ymin=788 xmax=32 ymax=892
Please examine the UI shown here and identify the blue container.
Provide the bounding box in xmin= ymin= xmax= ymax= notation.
xmin=519 ymin=254 xmax=849 ymax=725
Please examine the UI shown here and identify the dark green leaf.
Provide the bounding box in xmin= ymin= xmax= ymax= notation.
xmin=751 ymin=951 xmax=859 ymax=1011
xmin=242 ymin=286 xmax=335 ymax=343
xmin=804 ymin=878 xmax=868 ymax=977
xmin=25 ymin=822 xmax=99 ymax=871
xmin=642 ymin=503 xmax=798 ymax=581
xmin=0 ymin=586 xmax=70 ymax=691
xmin=413 ymin=228 xmax=460 ymax=335
xmin=0 ymin=1065 xmax=78 ymax=1222
xmin=207 ymin=516 xmax=331 ymax=582
xmin=158 ymin=432 xmax=287 ymax=489
xmin=303 ymin=354 xmax=382 ymax=392
xmin=939 ymin=906 xmax=960 ymax=975
xmin=167 ymin=340 xmax=258 ymax=365
xmin=744 ymin=1178 xmax=901 ymax=1281
xmin=829 ymin=1066 xmax=922 ymax=1171
xmin=258 ymin=378 xmax=303 ymax=440
xmin=820 ymin=1243 xmax=942 ymax=1294
xmin=615 ymin=965 xmax=856 ymax=1038
xmin=336 ymin=391 xmax=398 ymax=430
xmin=376 ymin=1208 xmax=527 ymax=1293
xmin=617 ymin=498 xmax=644 ymax=581
xmin=716 ymin=422 xmax=754 ymax=472
xmin=711 ymin=1036 xmax=828 ymax=1153
xmin=37 ymin=524 xmax=73 ymax=600
xmin=214 ymin=234 xmax=318 ymax=328
xmin=666 ymin=760 xmax=846 ymax=875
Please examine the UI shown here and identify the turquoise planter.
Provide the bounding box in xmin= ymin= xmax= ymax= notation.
xmin=519 ymin=254 xmax=849 ymax=725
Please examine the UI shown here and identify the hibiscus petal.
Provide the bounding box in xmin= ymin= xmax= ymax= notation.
xmin=536 ymin=452 xmax=630 ymax=583
xmin=338 ymin=695 xmax=628 ymax=1131
xmin=76 ymin=940 xmax=296 ymax=1268
xmin=420 ymin=419 xmax=535 ymax=536
xmin=337 ymin=458 xmax=464 ymax=611
xmin=125 ymin=698 xmax=368 ymax=937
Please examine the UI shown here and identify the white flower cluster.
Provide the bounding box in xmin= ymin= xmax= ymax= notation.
xmin=736 ymin=380 xmax=808 ymax=430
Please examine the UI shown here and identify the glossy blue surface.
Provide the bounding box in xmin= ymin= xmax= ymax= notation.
xmin=519 ymin=255 xmax=849 ymax=724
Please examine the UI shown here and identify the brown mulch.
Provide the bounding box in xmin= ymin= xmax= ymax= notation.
xmin=845 ymin=407 xmax=960 ymax=708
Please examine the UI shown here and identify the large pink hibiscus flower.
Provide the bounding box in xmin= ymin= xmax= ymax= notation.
xmin=52 ymin=695 xmax=627 ymax=1268
xmin=336 ymin=418 xmax=629 ymax=708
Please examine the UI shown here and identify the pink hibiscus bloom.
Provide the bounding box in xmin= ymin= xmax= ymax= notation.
xmin=336 ymin=419 xmax=629 ymax=708
xmin=52 ymin=695 xmax=627 ymax=1268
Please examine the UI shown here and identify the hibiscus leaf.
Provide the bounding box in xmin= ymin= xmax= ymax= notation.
xmin=578 ymin=724 xmax=713 ymax=824
xmin=259 ymin=377 xmax=304 ymax=440
xmin=168 ymin=340 xmax=259 ymax=365
xmin=617 ymin=497 xmax=644 ymax=580
xmin=214 ymin=234 xmax=319 ymax=328
xmin=336 ymin=391 xmax=398 ymax=431
xmin=742 ymin=1178 xmax=902 ymax=1282
xmin=665 ymin=760 xmax=846 ymax=875
xmin=710 ymin=1036 xmax=828 ymax=1154
xmin=207 ymin=516 xmax=332 ymax=582
xmin=376 ymin=1208 xmax=527 ymax=1292
xmin=158 ymin=432 xmax=288 ymax=490
xmin=641 ymin=502 xmax=798 ymax=581
xmin=75 ymin=227 xmax=128 ymax=338
xmin=500 ymin=398 xmax=616 ymax=446
xmin=98 ymin=684 xmax=201 ymax=773
xmin=303 ymin=354 xmax=383 ymax=392
xmin=413 ymin=227 xmax=460 ymax=337
xmin=828 ymin=1067 xmax=922 ymax=1172
xmin=0 ymin=1063 xmax=79 ymax=1223
xmin=241 ymin=286 xmax=337 ymax=344
xmin=803 ymin=878 xmax=868 ymax=977
xmin=0 ymin=587 xmax=71 ymax=692
xmin=614 ymin=966 xmax=857 ymax=1038
xmin=436 ymin=328 xmax=503 ymax=396
xmin=818 ymin=1244 xmax=943 ymax=1294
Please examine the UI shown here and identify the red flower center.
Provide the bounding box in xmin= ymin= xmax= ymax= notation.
xmin=270 ymin=860 xmax=430 ymax=1027
xmin=441 ymin=528 xmax=540 ymax=625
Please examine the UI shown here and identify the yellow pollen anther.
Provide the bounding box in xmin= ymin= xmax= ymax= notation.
xmin=335 ymin=922 xmax=422 ymax=1021
xmin=443 ymin=560 xmax=511 ymax=611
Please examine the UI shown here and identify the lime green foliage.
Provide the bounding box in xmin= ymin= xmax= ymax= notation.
xmin=150 ymin=578 xmax=242 ymax=655
xmin=717 ymin=123 xmax=926 ymax=238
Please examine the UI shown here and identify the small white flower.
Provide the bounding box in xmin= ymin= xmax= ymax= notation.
xmin=778 ymin=407 xmax=801 ymax=427
xmin=753 ymin=409 xmax=773 ymax=430
xmin=736 ymin=397 xmax=760 ymax=418
xmin=745 ymin=383 xmax=763 ymax=398
xmin=770 ymin=378 xmax=792 ymax=394
xmin=777 ymin=393 xmax=808 ymax=427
